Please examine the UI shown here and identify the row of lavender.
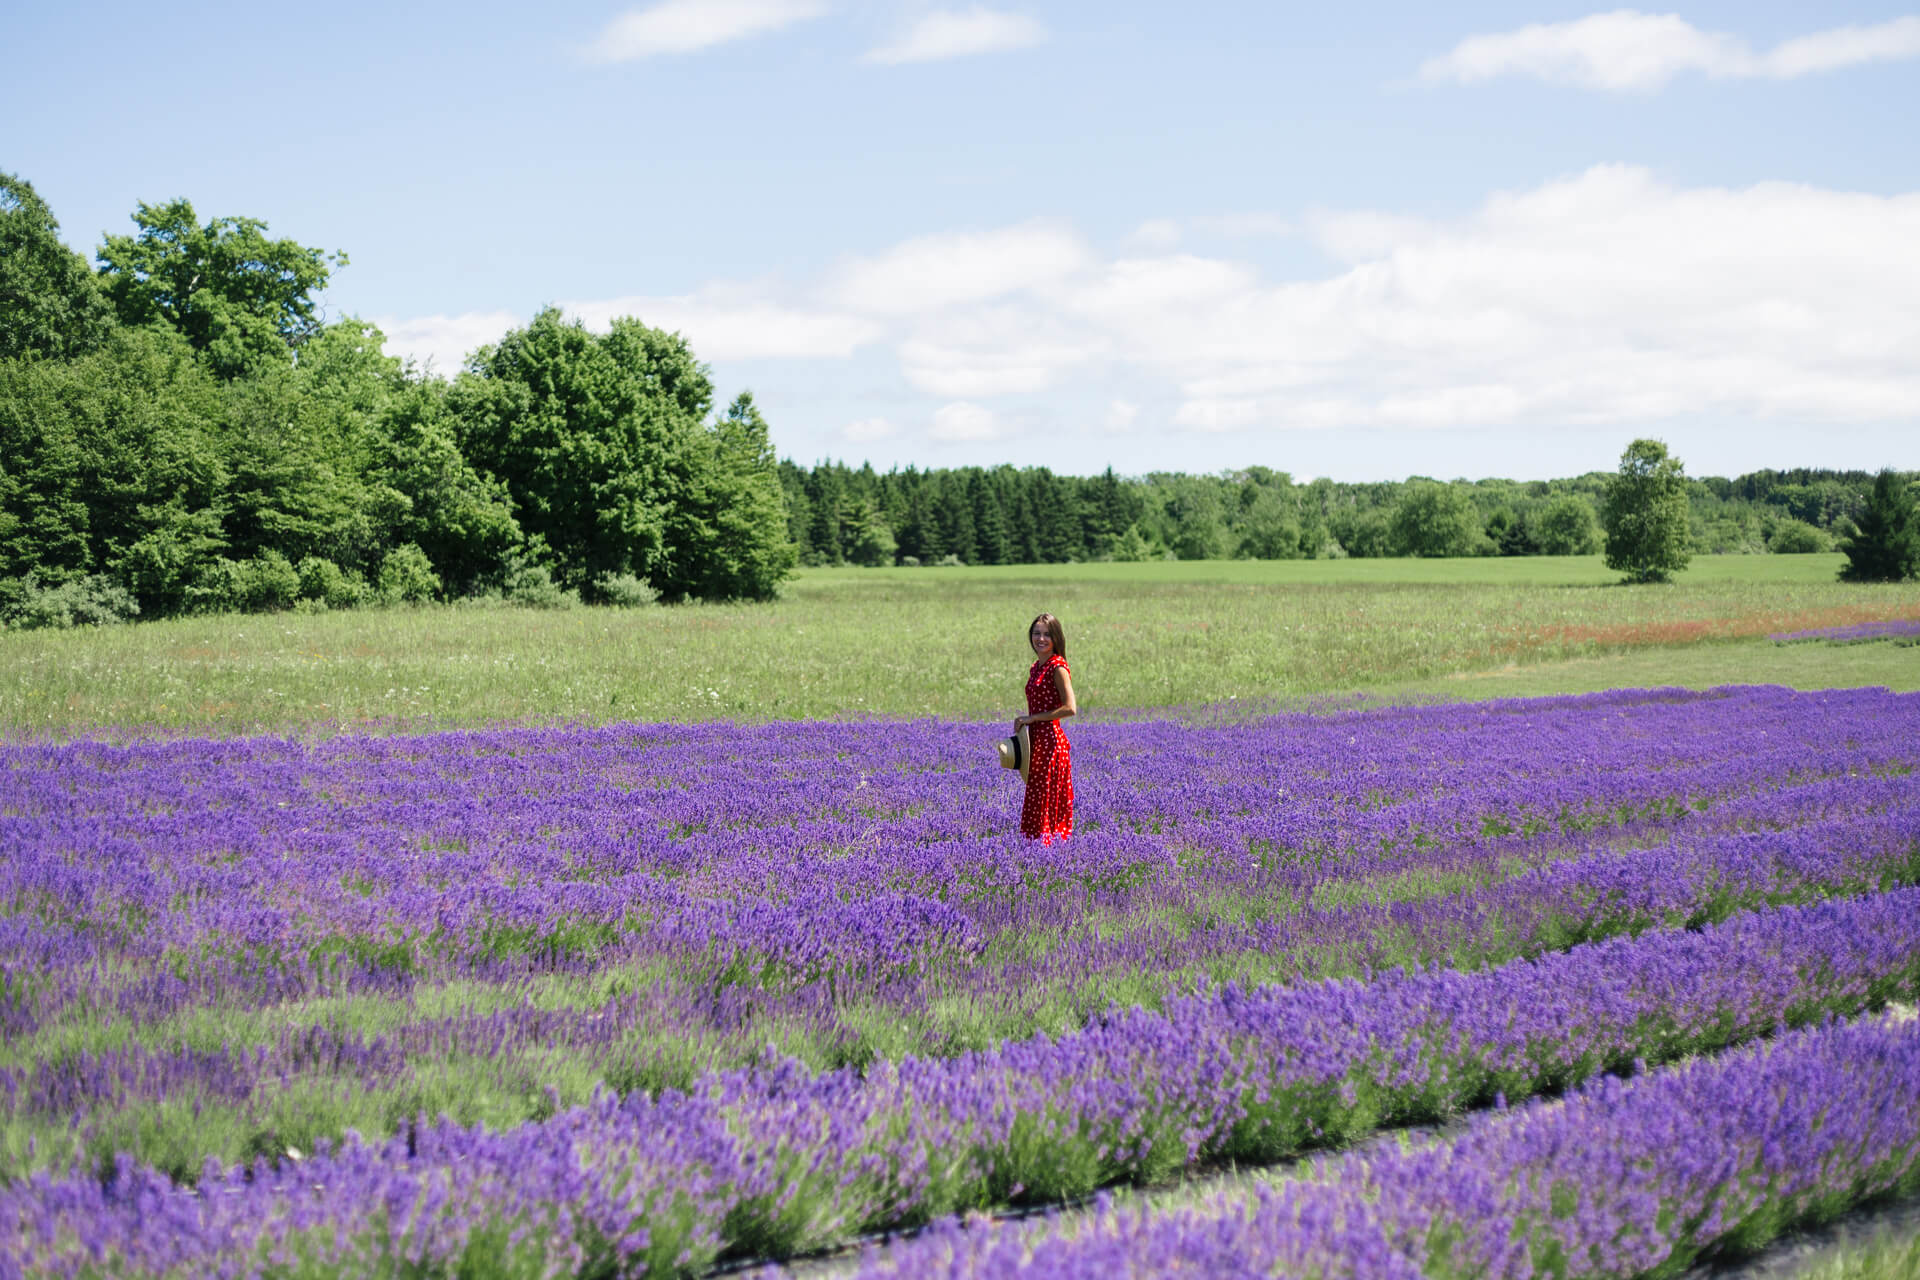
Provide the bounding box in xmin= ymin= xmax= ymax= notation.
xmin=8 ymin=885 xmax=1920 ymax=1276
xmin=843 ymin=1013 xmax=1920 ymax=1280
xmin=2 ymin=689 xmax=1917 ymax=1182
xmin=1771 ymin=618 xmax=1920 ymax=643
xmin=5 ymin=784 xmax=1916 ymax=1162
xmin=5 ymin=687 xmax=1913 ymax=1022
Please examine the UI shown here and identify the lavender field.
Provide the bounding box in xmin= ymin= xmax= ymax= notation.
xmin=5 ymin=685 xmax=1920 ymax=1277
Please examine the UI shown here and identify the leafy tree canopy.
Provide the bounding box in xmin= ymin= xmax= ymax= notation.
xmin=452 ymin=309 xmax=721 ymax=594
xmin=1391 ymin=480 xmax=1488 ymax=558
xmin=1533 ymin=494 xmax=1600 ymax=556
xmin=96 ymin=199 xmax=344 ymax=379
xmin=1601 ymin=438 xmax=1693 ymax=583
xmin=0 ymin=172 xmax=115 ymax=361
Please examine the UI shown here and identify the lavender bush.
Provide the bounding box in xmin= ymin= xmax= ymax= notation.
xmin=846 ymin=1012 xmax=1920 ymax=1279
xmin=1770 ymin=618 xmax=1920 ymax=644
xmin=6 ymin=886 xmax=1920 ymax=1276
xmin=2 ymin=685 xmax=1917 ymax=1274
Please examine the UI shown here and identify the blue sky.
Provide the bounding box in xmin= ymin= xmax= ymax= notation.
xmin=7 ymin=2 xmax=1917 ymax=480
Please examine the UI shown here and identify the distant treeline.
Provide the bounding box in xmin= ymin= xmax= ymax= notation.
xmin=1 ymin=173 xmax=1909 ymax=629
xmin=776 ymin=461 xmax=1902 ymax=567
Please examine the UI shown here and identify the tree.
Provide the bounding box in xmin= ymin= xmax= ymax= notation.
xmin=969 ymin=470 xmax=1011 ymax=565
xmin=1837 ymin=470 xmax=1919 ymax=582
xmin=935 ymin=471 xmax=977 ymax=563
xmin=1533 ymin=494 xmax=1600 ymax=556
xmin=1237 ymin=484 xmax=1302 ymax=559
xmin=839 ymin=496 xmax=896 ymax=567
xmin=1601 ymin=439 xmax=1693 ymax=583
xmin=1391 ymin=481 xmax=1486 ymax=557
xmin=96 ymin=198 xmax=344 ymax=379
xmin=804 ymin=464 xmax=844 ymax=564
xmin=660 ymin=392 xmax=796 ymax=600
xmin=0 ymin=172 xmax=115 ymax=360
xmin=451 ymin=309 xmax=700 ymax=593
xmin=1161 ymin=474 xmax=1226 ymax=560
xmin=0 ymin=326 xmax=228 ymax=617
xmin=372 ymin=377 xmax=521 ymax=595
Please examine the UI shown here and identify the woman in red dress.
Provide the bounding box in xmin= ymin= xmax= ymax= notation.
xmin=1016 ymin=612 xmax=1076 ymax=841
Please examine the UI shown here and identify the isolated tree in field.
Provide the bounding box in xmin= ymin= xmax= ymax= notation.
xmin=1836 ymin=469 xmax=1919 ymax=582
xmin=1601 ymin=439 xmax=1692 ymax=583
xmin=96 ymin=199 xmax=344 ymax=379
xmin=1391 ymin=480 xmax=1486 ymax=557
xmin=0 ymin=172 xmax=115 ymax=361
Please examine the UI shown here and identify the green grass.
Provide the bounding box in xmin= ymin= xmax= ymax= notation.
xmin=1794 ymin=1222 xmax=1920 ymax=1280
xmin=4 ymin=554 xmax=1916 ymax=739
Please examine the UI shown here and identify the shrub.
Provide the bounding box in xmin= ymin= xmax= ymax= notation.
xmin=1767 ymin=519 xmax=1830 ymax=554
xmin=115 ymin=511 xmax=227 ymax=617
xmin=233 ymin=551 xmax=302 ymax=612
xmin=184 ymin=558 xmax=242 ymax=614
xmin=591 ymin=572 xmax=659 ymax=608
xmin=296 ymin=557 xmax=365 ymax=608
xmin=378 ymin=543 xmax=441 ymax=604
xmin=6 ymin=574 xmax=140 ymax=629
xmin=504 ymin=563 xmax=576 ymax=610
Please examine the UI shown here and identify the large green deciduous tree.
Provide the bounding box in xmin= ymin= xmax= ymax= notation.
xmin=96 ymin=199 xmax=343 ymax=379
xmin=0 ymin=172 xmax=115 ymax=361
xmin=1533 ymin=494 xmax=1600 ymax=556
xmin=1837 ymin=469 xmax=1919 ymax=582
xmin=0 ymin=327 xmax=227 ymax=616
xmin=1601 ymin=438 xmax=1693 ymax=583
xmin=1391 ymin=480 xmax=1487 ymax=557
xmin=659 ymin=392 xmax=796 ymax=600
xmin=453 ymin=308 xmax=793 ymax=599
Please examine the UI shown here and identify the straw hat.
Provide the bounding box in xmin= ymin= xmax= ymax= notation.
xmin=995 ymin=724 xmax=1031 ymax=783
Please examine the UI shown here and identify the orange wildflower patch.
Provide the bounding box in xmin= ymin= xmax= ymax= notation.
xmin=1501 ymin=604 xmax=1920 ymax=657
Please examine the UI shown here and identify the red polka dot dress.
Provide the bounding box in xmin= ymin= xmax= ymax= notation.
xmin=1021 ymin=654 xmax=1073 ymax=841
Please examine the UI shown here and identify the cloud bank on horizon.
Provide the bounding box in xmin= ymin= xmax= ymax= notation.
xmin=380 ymin=164 xmax=1920 ymax=444
xmin=348 ymin=5 xmax=1919 ymax=467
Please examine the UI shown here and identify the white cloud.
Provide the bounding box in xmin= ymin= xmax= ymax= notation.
xmin=929 ymin=401 xmax=1004 ymax=441
xmin=827 ymin=221 xmax=1091 ymax=314
xmin=897 ymin=307 xmax=1102 ymax=396
xmin=587 ymin=0 xmax=828 ymax=61
xmin=1766 ymin=17 xmax=1920 ymax=76
xmin=561 ymin=294 xmax=880 ymax=359
xmin=1173 ymin=398 xmax=1261 ymax=432
xmin=842 ymin=416 xmax=896 ymax=442
xmin=382 ymin=171 xmax=1920 ymax=437
xmin=1126 ymin=218 xmax=1183 ymax=250
xmin=1421 ymin=11 xmax=1920 ymax=91
xmin=1189 ymin=213 xmax=1295 ymax=239
xmin=373 ymin=310 xmax=520 ymax=379
xmin=864 ymin=7 xmax=1047 ymax=64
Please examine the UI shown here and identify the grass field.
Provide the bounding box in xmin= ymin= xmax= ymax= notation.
xmin=3 ymin=553 xmax=1916 ymax=738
